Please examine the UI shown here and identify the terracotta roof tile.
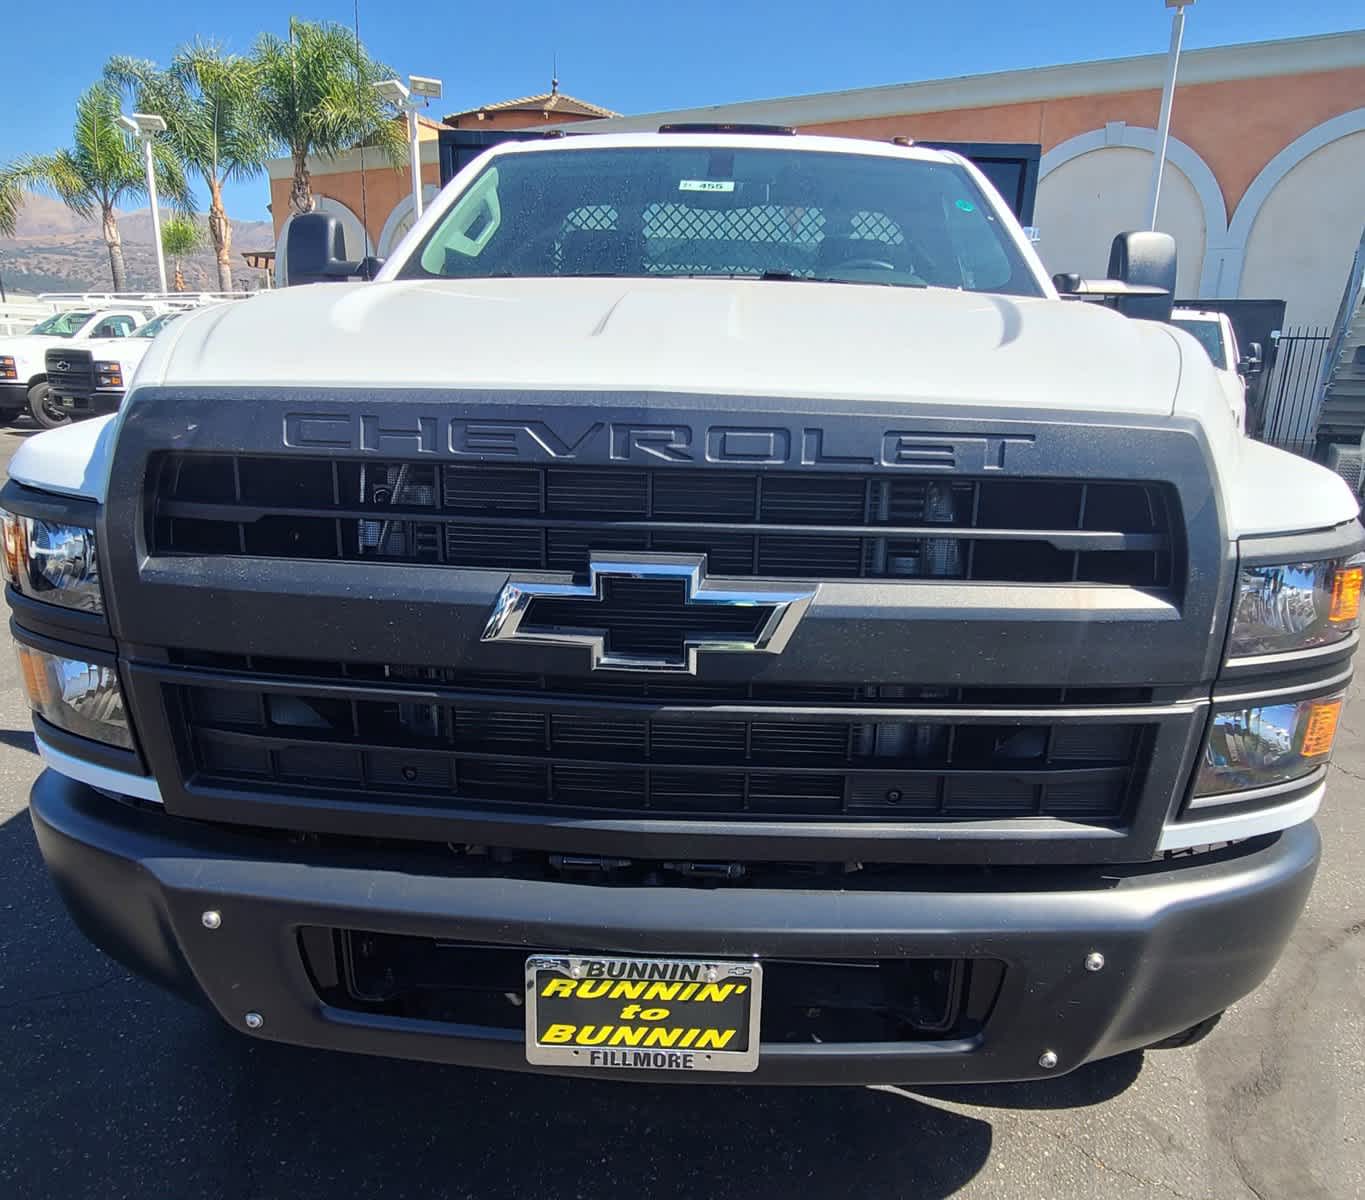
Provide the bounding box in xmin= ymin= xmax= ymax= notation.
xmin=444 ymin=90 xmax=618 ymax=122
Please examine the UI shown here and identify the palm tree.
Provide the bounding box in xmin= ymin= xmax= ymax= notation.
xmin=2 ymin=84 xmax=193 ymax=291
xmin=253 ymin=18 xmax=404 ymax=220
xmin=161 ymin=216 xmax=202 ymax=291
xmin=0 ymin=174 xmax=22 ymax=238
xmin=106 ymin=45 xmax=268 ymax=292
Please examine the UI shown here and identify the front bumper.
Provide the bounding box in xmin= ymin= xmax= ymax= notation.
xmin=31 ymin=768 xmax=1320 ymax=1085
xmin=0 ymin=381 xmax=28 ymax=411
xmin=50 ymin=389 xmax=121 ymax=419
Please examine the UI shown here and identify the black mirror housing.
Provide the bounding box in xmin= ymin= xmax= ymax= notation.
xmin=1239 ymin=341 xmax=1264 ymax=377
xmin=1106 ymin=231 xmax=1177 ymax=321
xmin=285 ymin=213 xmax=350 ymax=286
xmin=283 ymin=214 xmax=383 ymax=286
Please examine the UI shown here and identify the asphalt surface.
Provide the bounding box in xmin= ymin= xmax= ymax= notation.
xmin=0 ymin=420 xmax=1361 ymax=1200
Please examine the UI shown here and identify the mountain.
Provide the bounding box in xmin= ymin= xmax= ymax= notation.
xmin=0 ymin=192 xmax=276 ymax=293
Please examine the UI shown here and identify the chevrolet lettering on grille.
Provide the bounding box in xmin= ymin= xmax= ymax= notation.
xmin=482 ymin=555 xmax=817 ymax=673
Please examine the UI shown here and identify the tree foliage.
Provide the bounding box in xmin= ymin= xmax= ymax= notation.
xmin=0 ymin=174 xmax=23 ymax=238
xmin=253 ymin=18 xmax=405 ymax=217
xmin=106 ymin=44 xmax=266 ymax=292
xmin=161 ymin=215 xmax=202 ymax=258
xmin=1 ymin=84 xmax=194 ymax=290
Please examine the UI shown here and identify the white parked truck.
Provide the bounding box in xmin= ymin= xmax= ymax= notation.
xmin=0 ymin=307 xmax=149 ymax=426
xmin=5 ymin=130 xmax=1360 ymax=1085
xmin=43 ymin=311 xmax=186 ymax=427
xmin=1169 ymin=307 xmax=1261 ymax=433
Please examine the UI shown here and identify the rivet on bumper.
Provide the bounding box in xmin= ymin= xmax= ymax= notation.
xmin=1038 ymin=1050 xmax=1059 ymax=1070
xmin=244 ymin=1012 xmax=264 ymax=1030
xmin=201 ymin=910 xmax=221 ymax=930
xmin=1084 ymin=951 xmax=1105 ymax=972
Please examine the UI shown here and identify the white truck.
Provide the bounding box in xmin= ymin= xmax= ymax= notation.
xmin=0 ymin=306 xmax=149 ymax=427
xmin=42 ymin=311 xmax=186 ymax=427
xmin=1169 ymin=307 xmax=1261 ymax=433
xmin=5 ymin=130 xmax=1361 ymax=1086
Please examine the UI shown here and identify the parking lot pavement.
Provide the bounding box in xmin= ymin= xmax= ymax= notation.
xmin=0 ymin=421 xmax=1361 ymax=1200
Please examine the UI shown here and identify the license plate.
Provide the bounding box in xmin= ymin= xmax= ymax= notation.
xmin=525 ymin=954 xmax=762 ymax=1073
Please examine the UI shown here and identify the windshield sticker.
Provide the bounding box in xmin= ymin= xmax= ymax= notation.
xmin=955 ymin=198 xmax=976 ymax=213
xmin=680 ymin=180 xmax=736 ymax=193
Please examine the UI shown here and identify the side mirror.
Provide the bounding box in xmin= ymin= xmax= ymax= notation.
xmin=1239 ymin=341 xmax=1264 ymax=377
xmin=1106 ymin=231 xmax=1177 ymax=321
xmin=284 ymin=213 xmax=384 ymax=286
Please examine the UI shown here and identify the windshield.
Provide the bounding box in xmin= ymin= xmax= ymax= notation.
xmin=401 ymin=146 xmax=1043 ymax=296
xmin=1171 ymin=317 xmax=1229 ymax=369
xmin=29 ymin=311 xmax=94 ymax=337
xmin=133 ymin=312 xmax=181 ymax=339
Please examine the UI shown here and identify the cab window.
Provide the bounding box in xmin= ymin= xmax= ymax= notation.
xmin=91 ymin=316 xmax=136 ymax=338
xmin=30 ymin=311 xmax=94 ymax=337
xmin=406 ymin=146 xmax=1044 ymax=297
xmin=1170 ymin=317 xmax=1229 ymax=370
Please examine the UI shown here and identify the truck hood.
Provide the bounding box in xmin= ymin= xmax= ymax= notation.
xmin=0 ymin=334 xmax=65 ymax=367
xmin=152 ymin=277 xmax=1182 ymax=415
xmin=57 ymin=336 xmax=155 ymax=364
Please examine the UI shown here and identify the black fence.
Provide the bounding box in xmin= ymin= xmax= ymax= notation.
xmin=1258 ymin=326 xmax=1333 ymax=458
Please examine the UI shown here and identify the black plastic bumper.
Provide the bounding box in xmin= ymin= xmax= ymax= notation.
xmin=0 ymin=381 xmax=27 ymax=412
xmin=52 ymin=390 xmax=120 ymax=419
xmin=31 ymin=768 xmax=1319 ymax=1085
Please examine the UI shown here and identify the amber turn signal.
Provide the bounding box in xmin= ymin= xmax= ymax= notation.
xmin=0 ymin=509 xmax=26 ymax=586
xmin=1301 ymin=698 xmax=1343 ymax=758
xmin=16 ymin=645 xmax=57 ymax=709
xmin=1329 ymin=565 xmax=1362 ymax=624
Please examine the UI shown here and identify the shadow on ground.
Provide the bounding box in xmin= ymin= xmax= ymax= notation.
xmin=0 ymin=728 xmax=37 ymax=754
xmin=0 ymin=807 xmax=1142 ymax=1199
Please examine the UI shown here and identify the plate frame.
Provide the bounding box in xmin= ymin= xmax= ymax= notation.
xmin=525 ymin=954 xmax=762 ymax=1073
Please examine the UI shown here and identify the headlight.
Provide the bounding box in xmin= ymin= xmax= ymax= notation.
xmin=0 ymin=356 xmax=15 ymax=381
xmin=0 ymin=510 xmax=102 ymax=613
xmin=94 ymin=361 xmax=123 ymax=389
xmin=1195 ymin=693 xmax=1343 ymax=797
xmin=1227 ymin=557 xmax=1362 ymax=658
xmin=16 ymin=645 xmax=132 ymax=748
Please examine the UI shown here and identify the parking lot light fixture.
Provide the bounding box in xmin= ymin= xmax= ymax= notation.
xmin=117 ymin=112 xmax=170 ymax=293
xmin=375 ymin=75 xmax=443 ymax=223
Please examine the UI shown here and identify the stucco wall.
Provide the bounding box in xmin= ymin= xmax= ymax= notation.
xmin=803 ymin=64 xmax=1365 ymax=220
xmin=1239 ymin=129 xmax=1365 ymax=328
xmin=1034 ymin=148 xmax=1207 ymax=296
xmin=270 ymin=160 xmax=442 ymax=247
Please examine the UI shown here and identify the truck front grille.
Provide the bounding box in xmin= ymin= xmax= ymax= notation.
xmin=173 ymin=673 xmax=1151 ymax=824
xmin=149 ymin=454 xmax=1179 ymax=587
xmin=44 ymin=349 xmax=95 ymax=396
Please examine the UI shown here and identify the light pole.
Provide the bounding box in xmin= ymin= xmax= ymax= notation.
xmin=375 ymin=75 xmax=443 ymax=224
xmin=1146 ymin=0 xmax=1195 ymax=231
xmin=117 ymin=112 xmax=169 ymax=293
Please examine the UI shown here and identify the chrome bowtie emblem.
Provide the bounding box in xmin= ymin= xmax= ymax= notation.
xmin=55 ymin=361 xmax=70 ymax=371
xmin=482 ymin=555 xmax=816 ymax=674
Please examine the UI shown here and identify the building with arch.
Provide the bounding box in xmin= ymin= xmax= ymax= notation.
xmin=264 ymin=88 xmax=619 ymax=266
xmin=570 ymin=31 xmax=1365 ymax=327
xmin=264 ymin=34 xmax=1365 ymax=329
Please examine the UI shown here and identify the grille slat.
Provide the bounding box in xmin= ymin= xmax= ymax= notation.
xmin=166 ymin=648 xmax=1155 ymax=708
xmin=180 ymin=682 xmax=1145 ymax=824
xmin=151 ymin=455 xmax=1177 ymax=588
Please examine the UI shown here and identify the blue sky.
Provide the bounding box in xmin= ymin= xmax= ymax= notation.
xmin=6 ymin=1 xmax=1363 ymax=224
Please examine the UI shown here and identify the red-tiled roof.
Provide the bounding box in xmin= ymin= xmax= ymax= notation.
xmin=445 ymin=89 xmax=618 ymax=122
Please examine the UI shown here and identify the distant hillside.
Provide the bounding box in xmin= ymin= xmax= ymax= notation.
xmin=0 ymin=192 xmax=275 ymax=293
